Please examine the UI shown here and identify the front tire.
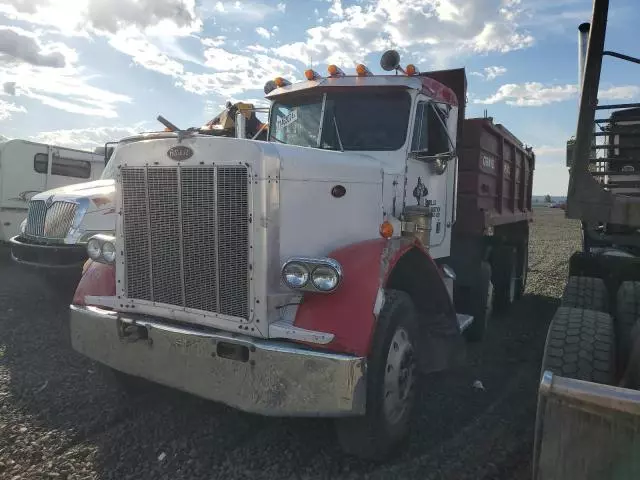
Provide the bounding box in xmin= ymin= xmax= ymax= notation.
xmin=335 ymin=290 xmax=419 ymax=460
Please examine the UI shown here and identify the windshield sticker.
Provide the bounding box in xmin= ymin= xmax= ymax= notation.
xmin=276 ymin=110 xmax=298 ymax=131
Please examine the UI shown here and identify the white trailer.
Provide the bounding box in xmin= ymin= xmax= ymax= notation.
xmin=0 ymin=139 xmax=105 ymax=243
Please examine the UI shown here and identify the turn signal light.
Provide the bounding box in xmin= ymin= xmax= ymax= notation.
xmin=379 ymin=221 xmax=394 ymax=239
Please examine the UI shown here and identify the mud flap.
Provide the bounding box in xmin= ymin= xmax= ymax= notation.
xmin=533 ymin=371 xmax=640 ymax=480
xmin=418 ymin=313 xmax=467 ymax=374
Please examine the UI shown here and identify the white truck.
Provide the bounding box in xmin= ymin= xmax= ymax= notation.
xmin=0 ymin=139 xmax=106 ymax=243
xmin=69 ymin=51 xmax=533 ymax=459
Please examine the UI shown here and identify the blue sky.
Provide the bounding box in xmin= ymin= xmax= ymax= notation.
xmin=0 ymin=0 xmax=638 ymax=195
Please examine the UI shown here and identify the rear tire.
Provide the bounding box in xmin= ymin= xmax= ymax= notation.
xmin=541 ymin=306 xmax=616 ymax=384
xmin=515 ymin=240 xmax=528 ymax=299
xmin=561 ymin=276 xmax=609 ymax=313
xmin=464 ymin=261 xmax=493 ymax=342
xmin=335 ymin=290 xmax=419 ymax=460
xmin=493 ymin=246 xmax=517 ymax=312
xmin=615 ymin=282 xmax=640 ymax=367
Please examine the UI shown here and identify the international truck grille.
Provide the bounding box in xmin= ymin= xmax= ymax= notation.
xmin=121 ymin=166 xmax=250 ymax=320
xmin=24 ymin=200 xmax=77 ymax=240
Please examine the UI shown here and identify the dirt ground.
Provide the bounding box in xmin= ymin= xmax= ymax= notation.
xmin=0 ymin=208 xmax=580 ymax=480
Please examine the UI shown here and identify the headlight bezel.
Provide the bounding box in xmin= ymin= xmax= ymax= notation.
xmin=281 ymin=257 xmax=342 ymax=293
xmin=86 ymin=234 xmax=117 ymax=264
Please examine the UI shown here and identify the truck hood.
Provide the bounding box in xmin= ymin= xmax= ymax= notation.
xmin=31 ymin=180 xmax=115 ymax=203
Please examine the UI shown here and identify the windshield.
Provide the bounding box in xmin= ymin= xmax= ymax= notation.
xmin=100 ymin=151 xmax=118 ymax=180
xmin=270 ymin=90 xmax=411 ymax=151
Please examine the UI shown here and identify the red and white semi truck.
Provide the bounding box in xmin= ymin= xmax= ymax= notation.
xmin=68 ymin=50 xmax=534 ymax=459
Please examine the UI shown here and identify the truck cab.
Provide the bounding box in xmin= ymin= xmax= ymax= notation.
xmin=68 ymin=51 xmax=528 ymax=459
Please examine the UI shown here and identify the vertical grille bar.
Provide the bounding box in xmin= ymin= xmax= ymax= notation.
xmin=181 ymin=168 xmax=218 ymax=312
xmin=148 ymin=168 xmax=182 ymax=306
xmin=217 ymin=166 xmax=249 ymax=319
xmin=122 ymin=168 xmax=152 ymax=301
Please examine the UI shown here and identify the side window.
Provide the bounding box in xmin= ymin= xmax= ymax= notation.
xmin=411 ymin=102 xmax=428 ymax=152
xmin=411 ymin=102 xmax=451 ymax=155
xmin=52 ymin=155 xmax=91 ymax=179
xmin=32 ymin=153 xmax=91 ymax=179
xmin=428 ymin=104 xmax=450 ymax=155
xmin=33 ymin=153 xmax=48 ymax=173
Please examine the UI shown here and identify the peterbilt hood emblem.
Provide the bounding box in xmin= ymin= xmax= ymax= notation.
xmin=45 ymin=195 xmax=55 ymax=209
xmin=167 ymin=145 xmax=194 ymax=161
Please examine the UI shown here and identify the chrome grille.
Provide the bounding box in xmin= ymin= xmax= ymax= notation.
xmin=121 ymin=166 xmax=250 ymax=320
xmin=24 ymin=200 xmax=77 ymax=240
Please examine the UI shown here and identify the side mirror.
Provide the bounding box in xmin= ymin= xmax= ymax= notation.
xmin=410 ymin=151 xmax=455 ymax=174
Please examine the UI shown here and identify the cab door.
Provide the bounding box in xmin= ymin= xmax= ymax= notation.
xmin=405 ymin=96 xmax=457 ymax=255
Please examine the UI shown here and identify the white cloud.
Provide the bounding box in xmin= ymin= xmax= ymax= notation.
xmin=30 ymin=124 xmax=149 ymax=150
xmin=178 ymin=49 xmax=298 ymax=97
xmin=599 ymin=85 xmax=640 ymax=101
xmin=256 ymin=27 xmax=271 ymax=39
xmin=277 ymin=2 xmax=286 ymax=13
xmin=475 ymin=81 xmax=640 ymax=107
xmin=474 ymin=82 xmax=578 ymax=106
xmin=275 ymin=0 xmax=534 ymax=67
xmin=0 ymin=61 xmax=132 ymax=118
xmin=203 ymin=1 xmax=284 ymax=22
xmin=108 ymin=29 xmax=185 ymax=76
xmin=0 ymin=98 xmax=27 ymax=120
xmin=272 ymin=26 xmax=279 ymax=32
xmin=471 ymin=65 xmax=507 ymax=81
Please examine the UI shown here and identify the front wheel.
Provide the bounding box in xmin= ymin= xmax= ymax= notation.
xmin=335 ymin=290 xmax=419 ymax=460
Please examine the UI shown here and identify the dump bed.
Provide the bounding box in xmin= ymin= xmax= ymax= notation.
xmin=455 ymin=118 xmax=535 ymax=235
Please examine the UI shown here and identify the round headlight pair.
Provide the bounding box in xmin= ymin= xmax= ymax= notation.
xmin=282 ymin=260 xmax=341 ymax=292
xmin=87 ymin=235 xmax=116 ymax=264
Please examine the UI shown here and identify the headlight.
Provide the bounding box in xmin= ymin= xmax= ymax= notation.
xmin=311 ymin=265 xmax=340 ymax=292
xmin=281 ymin=257 xmax=342 ymax=293
xmin=87 ymin=237 xmax=102 ymax=260
xmin=282 ymin=262 xmax=309 ymax=289
xmin=86 ymin=234 xmax=116 ymax=264
xmin=101 ymin=241 xmax=116 ymax=263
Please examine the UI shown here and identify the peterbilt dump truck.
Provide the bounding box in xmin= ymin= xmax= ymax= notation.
xmin=69 ymin=51 xmax=533 ymax=459
xmin=534 ymin=1 xmax=640 ymax=478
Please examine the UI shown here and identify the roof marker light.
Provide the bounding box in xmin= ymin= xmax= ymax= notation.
xmin=406 ymin=64 xmax=419 ymax=76
xmin=355 ymin=64 xmax=373 ymax=76
xmin=327 ymin=64 xmax=345 ymax=77
xmin=304 ymin=69 xmax=321 ymax=80
xmin=274 ymin=77 xmax=292 ymax=88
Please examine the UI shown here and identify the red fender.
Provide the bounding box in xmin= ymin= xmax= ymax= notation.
xmin=293 ymin=237 xmax=445 ymax=356
xmin=72 ymin=260 xmax=116 ymax=307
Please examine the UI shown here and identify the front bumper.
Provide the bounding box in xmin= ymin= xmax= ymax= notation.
xmin=69 ymin=305 xmax=367 ymax=417
xmin=9 ymin=235 xmax=87 ymax=269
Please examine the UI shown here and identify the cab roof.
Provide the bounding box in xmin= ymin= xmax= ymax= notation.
xmin=265 ymin=74 xmax=459 ymax=107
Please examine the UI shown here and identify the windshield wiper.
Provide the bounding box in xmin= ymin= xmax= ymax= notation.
xmin=333 ymin=116 xmax=344 ymax=152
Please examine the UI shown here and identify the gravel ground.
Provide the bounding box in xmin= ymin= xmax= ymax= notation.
xmin=0 ymin=208 xmax=580 ymax=480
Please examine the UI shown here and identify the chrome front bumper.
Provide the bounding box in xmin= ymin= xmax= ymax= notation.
xmin=69 ymin=305 xmax=367 ymax=417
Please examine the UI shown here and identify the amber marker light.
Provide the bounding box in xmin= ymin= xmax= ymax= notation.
xmin=356 ymin=64 xmax=373 ymax=76
xmin=379 ymin=221 xmax=394 ymax=239
xmin=406 ymin=64 xmax=419 ymax=76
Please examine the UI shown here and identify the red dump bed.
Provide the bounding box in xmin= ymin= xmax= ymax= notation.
xmin=455 ymin=118 xmax=535 ymax=235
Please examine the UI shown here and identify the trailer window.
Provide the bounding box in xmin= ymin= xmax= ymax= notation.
xmin=411 ymin=102 xmax=451 ymax=155
xmin=33 ymin=153 xmax=91 ymax=179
